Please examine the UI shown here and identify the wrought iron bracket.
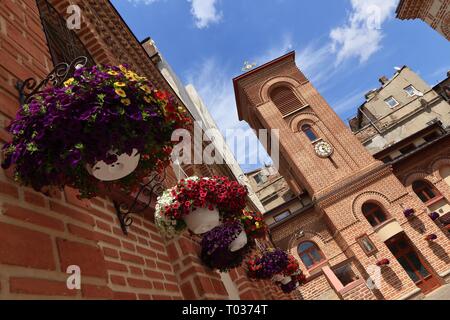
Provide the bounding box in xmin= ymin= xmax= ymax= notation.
xmin=113 ymin=170 xmax=167 ymax=235
xmin=15 ymin=56 xmax=89 ymax=105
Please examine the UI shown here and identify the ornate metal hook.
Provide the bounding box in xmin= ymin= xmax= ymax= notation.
xmin=16 ymin=56 xmax=89 ymax=105
xmin=113 ymin=170 xmax=167 ymax=235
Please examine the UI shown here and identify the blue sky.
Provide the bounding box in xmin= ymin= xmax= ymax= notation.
xmin=111 ymin=0 xmax=450 ymax=172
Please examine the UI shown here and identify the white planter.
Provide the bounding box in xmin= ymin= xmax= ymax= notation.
xmin=86 ymin=149 xmax=140 ymax=181
xmin=281 ymin=276 xmax=292 ymax=285
xmin=183 ymin=207 xmax=220 ymax=235
xmin=229 ymin=230 xmax=248 ymax=252
xmin=272 ymin=274 xmax=284 ymax=282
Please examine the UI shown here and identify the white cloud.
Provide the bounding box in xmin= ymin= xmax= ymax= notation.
xmin=188 ymin=0 xmax=222 ymax=28
xmin=126 ymin=0 xmax=222 ymax=29
xmin=330 ymin=0 xmax=397 ymax=64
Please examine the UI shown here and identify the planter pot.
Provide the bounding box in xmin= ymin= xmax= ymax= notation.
xmin=281 ymin=276 xmax=292 ymax=285
xmin=183 ymin=207 xmax=220 ymax=235
xmin=229 ymin=230 xmax=248 ymax=252
xmin=86 ymin=149 xmax=140 ymax=181
xmin=272 ymin=274 xmax=284 ymax=282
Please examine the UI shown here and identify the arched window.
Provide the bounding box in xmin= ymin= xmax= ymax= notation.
xmin=412 ymin=180 xmax=439 ymax=203
xmin=301 ymin=124 xmax=318 ymax=141
xmin=362 ymin=202 xmax=388 ymax=227
xmin=270 ymin=86 xmax=304 ymax=116
xmin=297 ymin=241 xmax=325 ymax=269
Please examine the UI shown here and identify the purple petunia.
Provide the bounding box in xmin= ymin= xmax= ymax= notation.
xmin=1 ymin=64 xmax=188 ymax=198
xmin=200 ymin=221 xmax=251 ymax=272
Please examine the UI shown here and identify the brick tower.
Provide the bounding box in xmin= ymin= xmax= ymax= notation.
xmin=233 ymin=52 xmax=449 ymax=300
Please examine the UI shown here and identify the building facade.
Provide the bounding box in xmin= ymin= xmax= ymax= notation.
xmin=0 ymin=0 xmax=290 ymax=300
xmin=233 ymin=52 xmax=450 ymax=300
xmin=245 ymin=165 xmax=294 ymax=212
xmin=396 ymin=0 xmax=450 ymax=40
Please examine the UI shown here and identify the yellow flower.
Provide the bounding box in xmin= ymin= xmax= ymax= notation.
xmin=255 ymin=222 xmax=260 ymax=228
xmin=144 ymin=96 xmax=153 ymax=104
xmin=115 ymin=88 xmax=126 ymax=97
xmin=114 ymin=82 xmax=126 ymax=87
xmin=121 ymin=98 xmax=131 ymax=106
xmin=64 ymin=78 xmax=75 ymax=87
xmin=107 ymin=70 xmax=119 ymax=76
xmin=119 ymin=65 xmax=128 ymax=73
xmin=125 ymin=71 xmax=138 ymax=81
xmin=140 ymin=85 xmax=151 ymax=93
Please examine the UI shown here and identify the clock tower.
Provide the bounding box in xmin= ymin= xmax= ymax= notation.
xmin=233 ymin=51 xmax=381 ymax=199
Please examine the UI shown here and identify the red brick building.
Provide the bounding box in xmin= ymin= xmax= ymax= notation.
xmin=233 ymin=52 xmax=450 ymax=300
xmin=0 ymin=0 xmax=290 ymax=300
xmin=396 ymin=0 xmax=450 ymax=41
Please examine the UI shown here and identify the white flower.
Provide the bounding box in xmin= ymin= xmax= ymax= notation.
xmin=154 ymin=176 xmax=200 ymax=237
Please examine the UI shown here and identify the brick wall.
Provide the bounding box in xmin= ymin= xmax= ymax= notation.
xmin=0 ymin=0 xmax=269 ymax=300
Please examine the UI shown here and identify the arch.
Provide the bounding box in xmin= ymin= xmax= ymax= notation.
xmin=297 ymin=241 xmax=326 ymax=270
xmin=439 ymin=166 xmax=450 ymax=187
xmin=352 ymin=191 xmax=392 ymax=223
xmin=289 ymin=112 xmax=320 ymax=133
xmin=412 ymin=180 xmax=441 ymax=203
xmin=269 ymin=85 xmax=305 ymax=117
xmin=403 ymin=171 xmax=437 ymax=186
xmin=430 ymin=157 xmax=450 ymax=181
xmin=362 ymin=202 xmax=388 ymax=227
xmin=260 ymin=76 xmax=302 ymax=103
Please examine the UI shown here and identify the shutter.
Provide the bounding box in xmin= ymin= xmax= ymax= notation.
xmin=270 ymin=86 xmax=304 ymax=116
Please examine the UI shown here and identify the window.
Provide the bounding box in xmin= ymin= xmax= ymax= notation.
xmin=253 ymin=173 xmax=267 ymax=185
xmin=274 ymin=211 xmax=290 ymax=222
xmin=297 ymin=241 xmax=325 ymax=269
xmin=262 ymin=194 xmax=278 ymax=205
xmin=423 ymin=131 xmax=440 ymax=142
xmin=381 ymin=156 xmax=392 ymax=164
xmin=404 ymin=85 xmax=422 ymax=97
xmin=301 ymin=124 xmax=318 ymax=142
xmin=412 ymin=180 xmax=439 ymax=203
xmin=399 ymin=144 xmax=416 ymax=155
xmin=357 ymin=235 xmax=377 ymax=255
xmin=333 ymin=264 xmax=358 ymax=286
xmin=362 ymin=202 xmax=388 ymax=227
xmin=384 ymin=96 xmax=399 ymax=108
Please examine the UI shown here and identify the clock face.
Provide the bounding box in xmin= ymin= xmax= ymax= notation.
xmin=314 ymin=141 xmax=333 ymax=158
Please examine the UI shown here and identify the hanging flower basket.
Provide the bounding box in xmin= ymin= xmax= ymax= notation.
xmin=155 ymin=176 xmax=248 ymax=237
xmin=425 ymin=234 xmax=438 ymax=242
xmin=182 ymin=206 xmax=221 ymax=235
xmin=376 ymin=258 xmax=390 ymax=267
xmin=280 ymin=280 xmax=297 ymax=294
xmin=200 ymin=221 xmax=252 ymax=272
xmin=429 ymin=212 xmax=440 ymax=221
xmin=239 ymin=210 xmax=268 ymax=240
xmin=283 ymin=254 xmax=300 ymax=276
xmin=1 ymin=64 xmax=189 ymax=198
xmin=246 ymin=249 xmax=289 ymax=280
xmin=280 ymin=272 xmax=306 ymax=294
xmin=403 ymin=208 xmax=415 ymax=218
